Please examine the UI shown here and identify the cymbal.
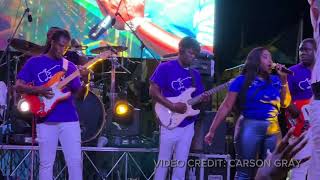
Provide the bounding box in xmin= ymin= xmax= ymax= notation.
xmin=90 ymin=45 xmax=128 ymax=54
xmin=10 ymin=38 xmax=43 ymax=56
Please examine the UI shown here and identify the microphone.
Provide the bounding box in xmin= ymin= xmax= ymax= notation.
xmin=272 ymin=63 xmax=294 ymax=75
xmin=196 ymin=52 xmax=214 ymax=59
xmin=27 ymin=9 xmax=32 ymax=22
xmin=24 ymin=0 xmax=32 ymax=22
xmin=89 ymin=15 xmax=116 ymax=40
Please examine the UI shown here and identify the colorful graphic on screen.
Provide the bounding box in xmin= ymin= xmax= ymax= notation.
xmin=0 ymin=0 xmax=214 ymax=58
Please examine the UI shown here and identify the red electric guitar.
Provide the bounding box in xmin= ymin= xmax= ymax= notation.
xmin=22 ymin=51 xmax=112 ymax=117
xmin=285 ymin=99 xmax=311 ymax=137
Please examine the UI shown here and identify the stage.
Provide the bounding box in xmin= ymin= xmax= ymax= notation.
xmin=0 ymin=145 xmax=230 ymax=180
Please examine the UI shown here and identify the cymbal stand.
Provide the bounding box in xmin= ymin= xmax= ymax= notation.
xmin=0 ymin=6 xmax=30 ymax=123
xmin=109 ymin=56 xmax=117 ymax=109
xmin=108 ymin=56 xmax=132 ymax=107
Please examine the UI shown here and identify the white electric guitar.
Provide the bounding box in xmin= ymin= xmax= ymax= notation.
xmin=155 ymin=80 xmax=232 ymax=129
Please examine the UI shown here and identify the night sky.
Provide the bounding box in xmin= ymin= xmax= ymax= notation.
xmin=215 ymin=0 xmax=313 ymax=76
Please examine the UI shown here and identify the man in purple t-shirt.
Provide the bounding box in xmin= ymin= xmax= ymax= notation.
xmin=150 ymin=37 xmax=210 ymax=180
xmin=286 ymin=38 xmax=316 ymax=180
xmin=15 ymin=29 xmax=89 ymax=180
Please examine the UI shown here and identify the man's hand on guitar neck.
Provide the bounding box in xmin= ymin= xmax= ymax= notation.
xmin=199 ymin=91 xmax=211 ymax=103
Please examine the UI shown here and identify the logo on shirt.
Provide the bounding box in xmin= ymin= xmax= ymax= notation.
xmin=298 ymin=78 xmax=311 ymax=90
xmin=171 ymin=77 xmax=192 ymax=92
xmin=37 ymin=65 xmax=61 ymax=82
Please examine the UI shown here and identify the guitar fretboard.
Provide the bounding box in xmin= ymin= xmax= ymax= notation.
xmin=57 ymin=53 xmax=110 ymax=89
xmin=187 ymin=81 xmax=231 ymax=106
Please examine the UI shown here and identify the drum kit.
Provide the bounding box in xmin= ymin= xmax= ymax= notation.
xmin=1 ymin=38 xmax=137 ymax=144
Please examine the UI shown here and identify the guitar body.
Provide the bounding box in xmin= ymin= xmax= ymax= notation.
xmin=23 ymin=72 xmax=71 ymax=117
xmin=20 ymin=51 xmax=113 ymax=118
xmin=154 ymin=80 xmax=232 ymax=129
xmin=285 ymin=99 xmax=311 ymax=137
xmin=155 ymin=88 xmax=200 ymax=129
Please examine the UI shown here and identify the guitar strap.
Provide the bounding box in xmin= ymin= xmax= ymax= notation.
xmin=62 ymin=58 xmax=69 ymax=72
xmin=189 ymin=68 xmax=196 ymax=88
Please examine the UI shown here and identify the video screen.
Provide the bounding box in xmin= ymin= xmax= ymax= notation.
xmin=0 ymin=0 xmax=214 ymax=58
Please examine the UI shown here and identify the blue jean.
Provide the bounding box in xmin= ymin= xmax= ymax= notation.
xmin=234 ymin=118 xmax=280 ymax=180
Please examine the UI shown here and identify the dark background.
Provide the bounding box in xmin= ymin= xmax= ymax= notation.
xmin=215 ymin=0 xmax=312 ymax=77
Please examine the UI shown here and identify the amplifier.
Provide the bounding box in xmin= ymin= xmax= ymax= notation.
xmin=190 ymin=59 xmax=215 ymax=76
xmin=191 ymin=111 xmax=226 ymax=154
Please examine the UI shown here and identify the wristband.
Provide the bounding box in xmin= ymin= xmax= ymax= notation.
xmin=125 ymin=17 xmax=150 ymax=31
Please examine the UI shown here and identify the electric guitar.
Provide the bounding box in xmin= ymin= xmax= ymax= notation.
xmin=285 ymin=99 xmax=311 ymax=137
xmin=155 ymin=80 xmax=232 ymax=129
xmin=23 ymin=51 xmax=113 ymax=117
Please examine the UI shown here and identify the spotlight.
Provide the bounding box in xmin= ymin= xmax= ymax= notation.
xmin=113 ymin=100 xmax=134 ymax=124
xmin=114 ymin=100 xmax=133 ymax=117
xmin=17 ymin=99 xmax=30 ymax=113
xmin=115 ymin=103 xmax=129 ymax=116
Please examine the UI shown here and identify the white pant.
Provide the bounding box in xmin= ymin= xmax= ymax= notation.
xmin=308 ymin=100 xmax=320 ymax=180
xmin=289 ymin=130 xmax=312 ymax=180
xmin=36 ymin=121 xmax=82 ymax=180
xmin=154 ymin=123 xmax=194 ymax=180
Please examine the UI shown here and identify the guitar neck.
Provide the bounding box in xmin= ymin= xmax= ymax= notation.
xmin=57 ymin=55 xmax=107 ymax=89
xmin=57 ymin=70 xmax=80 ymax=89
xmin=187 ymin=81 xmax=231 ymax=105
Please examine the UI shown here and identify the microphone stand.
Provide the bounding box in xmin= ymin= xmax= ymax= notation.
xmin=0 ymin=7 xmax=30 ymax=123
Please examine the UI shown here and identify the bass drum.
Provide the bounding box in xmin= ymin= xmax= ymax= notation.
xmin=75 ymin=91 xmax=106 ymax=144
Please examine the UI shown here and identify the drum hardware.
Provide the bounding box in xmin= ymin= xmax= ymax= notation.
xmin=9 ymin=38 xmax=43 ymax=56
xmin=95 ymin=71 xmax=128 ymax=75
xmin=0 ymin=6 xmax=42 ymax=127
xmin=96 ymin=52 xmax=137 ymax=146
xmin=90 ymin=45 xmax=128 ymax=54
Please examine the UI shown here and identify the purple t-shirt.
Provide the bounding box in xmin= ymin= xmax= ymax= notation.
xmin=288 ymin=64 xmax=313 ymax=101
xmin=17 ymin=55 xmax=81 ymax=122
xmin=150 ymin=60 xmax=204 ymax=127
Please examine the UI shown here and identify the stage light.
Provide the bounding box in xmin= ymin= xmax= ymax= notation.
xmin=114 ymin=100 xmax=133 ymax=118
xmin=17 ymin=99 xmax=30 ymax=113
xmin=115 ymin=103 xmax=128 ymax=116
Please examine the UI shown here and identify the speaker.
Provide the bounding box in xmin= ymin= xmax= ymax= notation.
xmin=191 ymin=111 xmax=226 ymax=154
xmin=106 ymin=108 xmax=141 ymax=136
